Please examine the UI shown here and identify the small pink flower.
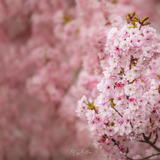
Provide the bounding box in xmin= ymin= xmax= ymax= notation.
xmin=129 ymin=98 xmax=135 ymax=102
xmin=120 ymin=146 xmax=125 ymax=152
xmin=116 ymin=82 xmax=123 ymax=88
xmin=152 ymin=108 xmax=156 ymax=114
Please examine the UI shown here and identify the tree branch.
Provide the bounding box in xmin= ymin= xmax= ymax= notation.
xmin=113 ymin=107 xmax=123 ymax=117
xmin=148 ymin=132 xmax=152 ymax=140
xmin=153 ymin=132 xmax=158 ymax=145
xmin=53 ymin=66 xmax=82 ymax=118
xmin=126 ymin=153 xmax=160 ymax=160
xmin=142 ymin=133 xmax=160 ymax=152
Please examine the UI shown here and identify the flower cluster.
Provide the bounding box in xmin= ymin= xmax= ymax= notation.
xmin=77 ymin=13 xmax=160 ymax=159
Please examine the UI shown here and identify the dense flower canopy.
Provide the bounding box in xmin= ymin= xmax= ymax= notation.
xmin=0 ymin=0 xmax=160 ymax=160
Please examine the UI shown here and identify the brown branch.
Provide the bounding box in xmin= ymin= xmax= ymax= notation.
xmin=142 ymin=133 xmax=160 ymax=152
xmin=126 ymin=153 xmax=160 ymax=160
xmin=153 ymin=132 xmax=158 ymax=145
xmin=129 ymin=55 xmax=132 ymax=70
xmin=113 ymin=107 xmax=123 ymax=117
xmin=127 ymin=132 xmax=160 ymax=160
xmin=148 ymin=132 xmax=152 ymax=140
xmin=53 ymin=66 xmax=82 ymax=118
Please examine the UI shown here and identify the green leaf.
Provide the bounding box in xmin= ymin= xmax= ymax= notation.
xmin=142 ymin=16 xmax=149 ymax=22
xmin=128 ymin=25 xmax=137 ymax=29
xmin=111 ymin=103 xmax=115 ymax=108
xmin=63 ymin=15 xmax=72 ymax=25
xmin=127 ymin=13 xmax=131 ymax=17
xmin=110 ymin=122 xmax=115 ymax=126
xmin=109 ymin=98 xmax=114 ymax=102
xmin=134 ymin=17 xmax=140 ymax=22
xmin=157 ymin=75 xmax=160 ymax=79
xmin=144 ymin=22 xmax=151 ymax=25
xmin=132 ymin=12 xmax=136 ymax=17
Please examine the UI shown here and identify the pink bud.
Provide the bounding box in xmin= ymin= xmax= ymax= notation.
xmin=129 ymin=98 xmax=135 ymax=102
xmin=116 ymin=82 xmax=123 ymax=87
xmin=152 ymin=108 xmax=156 ymax=113
xmin=120 ymin=146 xmax=125 ymax=152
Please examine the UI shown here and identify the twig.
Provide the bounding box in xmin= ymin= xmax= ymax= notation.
xmin=53 ymin=66 xmax=82 ymax=118
xmin=153 ymin=131 xmax=158 ymax=145
xmin=113 ymin=107 xmax=123 ymax=117
xmin=126 ymin=153 xmax=160 ymax=160
xmin=129 ymin=55 xmax=132 ymax=70
xmin=148 ymin=132 xmax=152 ymax=140
xmin=142 ymin=133 xmax=160 ymax=152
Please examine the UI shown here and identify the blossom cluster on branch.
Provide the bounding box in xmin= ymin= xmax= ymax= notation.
xmin=77 ymin=12 xmax=160 ymax=159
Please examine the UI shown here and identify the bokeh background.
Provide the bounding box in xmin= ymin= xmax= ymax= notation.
xmin=0 ymin=0 xmax=160 ymax=160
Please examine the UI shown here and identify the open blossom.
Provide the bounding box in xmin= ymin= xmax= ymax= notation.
xmin=121 ymin=123 xmax=132 ymax=135
xmin=124 ymin=84 xmax=136 ymax=96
